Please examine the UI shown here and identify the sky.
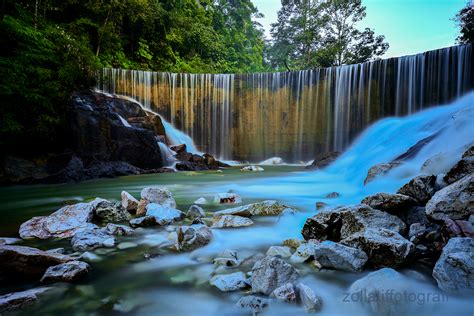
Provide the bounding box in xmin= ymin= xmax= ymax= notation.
xmin=252 ymin=0 xmax=468 ymax=58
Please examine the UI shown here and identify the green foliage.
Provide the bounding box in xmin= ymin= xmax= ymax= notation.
xmin=455 ymin=1 xmax=474 ymax=44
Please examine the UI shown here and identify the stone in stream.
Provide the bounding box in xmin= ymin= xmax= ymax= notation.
xmin=213 ymin=249 xmax=241 ymax=267
xmin=312 ymin=240 xmax=368 ymax=272
xmin=129 ymin=215 xmax=158 ymax=228
xmin=364 ymin=162 xmax=401 ymax=185
xmin=140 ymin=186 xmax=177 ymax=208
xmin=425 ymin=174 xmax=474 ymax=221
xmin=193 ymin=197 xmax=208 ymax=205
xmin=40 ymin=261 xmax=90 ymax=284
xmin=241 ymin=165 xmax=264 ymax=172
xmin=136 ymin=199 xmax=149 ymax=216
xmin=214 ymin=200 xmax=297 ymax=218
xmin=305 ymin=151 xmax=340 ymax=170
xmin=104 ymin=223 xmax=134 ymax=236
xmin=361 ymin=192 xmax=417 ymax=215
xmin=0 ymin=287 xmax=54 ymax=313
xmin=341 ymin=228 xmax=415 ymax=269
xmin=236 ymin=295 xmax=269 ymax=315
xmin=0 ymin=245 xmax=73 ymax=278
xmin=325 ymin=192 xmax=340 ymax=198
xmin=432 ymin=237 xmax=474 ymax=293
xmin=443 ymin=146 xmax=474 ymax=184
xmin=175 ymin=224 xmax=212 ymax=251
xmin=210 ymin=271 xmax=248 ymax=292
xmin=283 ymin=239 xmax=303 ymax=249
xmin=94 ymin=200 xmax=132 ymax=222
xmin=295 ymin=283 xmax=323 ymax=312
xmin=121 ymin=190 xmax=139 ymax=213
xmin=212 ymin=215 xmax=254 ymax=228
xmin=145 ymin=203 xmax=185 ymax=225
xmin=396 ymin=175 xmax=437 ymax=204
xmin=266 ymin=246 xmax=292 ymax=258
xmin=19 ymin=198 xmax=105 ymax=240
xmin=0 ymin=237 xmax=22 ymax=246
xmin=271 ymin=283 xmax=297 ymax=303
xmin=290 ymin=241 xmax=319 ymax=264
xmin=214 ymin=193 xmax=242 ymax=204
xmin=70 ymin=226 xmax=115 ymax=251
xmin=186 ymin=205 xmax=206 ymax=219
xmin=251 ymin=256 xmax=299 ymax=295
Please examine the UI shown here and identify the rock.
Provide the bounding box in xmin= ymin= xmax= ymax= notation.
xmin=212 ymin=215 xmax=254 ymax=228
xmin=214 ymin=200 xmax=297 ymax=217
xmin=259 ymin=157 xmax=284 ymax=165
xmin=397 ymin=175 xmax=437 ymax=204
xmin=302 ymin=204 xmax=406 ymax=241
xmin=283 ymin=239 xmax=303 ymax=249
xmin=433 ymin=237 xmax=474 ymax=293
xmin=290 ymin=241 xmax=319 ymax=263
xmin=236 ymin=295 xmax=269 ymax=315
xmin=305 ymin=151 xmax=339 ymax=170
xmin=426 ymin=174 xmax=474 ymax=221
xmin=121 ymin=191 xmax=139 ymax=213
xmin=266 ymin=246 xmax=292 ymax=258
xmin=296 ymin=283 xmax=322 ymax=312
xmin=117 ymin=242 xmax=138 ymax=250
xmin=194 ymin=197 xmax=208 ymax=205
xmin=19 ymin=199 xmax=104 ymax=239
xmin=140 ymin=186 xmax=176 ymax=208
xmin=94 ymin=200 xmax=131 ymax=222
xmin=0 ymin=237 xmax=22 ymax=246
xmin=364 ymin=162 xmax=401 ymax=185
xmin=136 ymin=199 xmax=149 ymax=216
xmin=186 ymin=205 xmax=206 ymax=219
xmin=251 ymin=256 xmax=299 ymax=295
xmin=210 ymin=272 xmax=248 ymax=292
xmin=341 ymin=228 xmax=414 ymax=268
xmin=40 ymin=261 xmax=90 ymax=284
xmin=441 ymin=219 xmax=474 ymax=239
xmin=444 ymin=154 xmax=474 ymax=185
xmin=146 ymin=203 xmax=185 ymax=225
xmin=0 ymin=245 xmax=73 ymax=278
xmin=0 ymin=287 xmax=53 ymax=313
xmin=176 ymin=224 xmax=212 ymax=251
xmin=70 ymin=227 xmax=115 ymax=251
xmin=241 ymin=165 xmax=264 ymax=172
xmin=80 ymin=252 xmax=102 ymax=263
xmin=129 ymin=215 xmax=158 ymax=228
xmin=400 ymin=206 xmax=430 ymax=227
xmin=170 ymin=144 xmax=187 ymax=154
xmin=361 ymin=193 xmax=417 ymax=215
xmin=214 ymin=193 xmax=242 ymax=204
xmin=312 ymin=240 xmax=368 ymax=272
xmin=325 ymin=192 xmax=340 ymax=198
xmin=213 ymin=249 xmax=241 ymax=267
xmin=315 ymin=202 xmax=328 ymax=210
xmin=271 ymin=283 xmax=297 ymax=303
xmin=104 ymin=223 xmax=134 ymax=236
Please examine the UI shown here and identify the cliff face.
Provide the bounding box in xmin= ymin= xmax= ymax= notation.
xmin=0 ymin=91 xmax=167 ymax=185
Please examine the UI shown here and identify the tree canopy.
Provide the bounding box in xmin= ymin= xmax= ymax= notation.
xmin=455 ymin=1 xmax=474 ymax=44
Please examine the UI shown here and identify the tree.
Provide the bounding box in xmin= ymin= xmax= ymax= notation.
xmin=454 ymin=1 xmax=474 ymax=44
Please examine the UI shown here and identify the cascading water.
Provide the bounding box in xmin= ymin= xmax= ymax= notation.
xmin=97 ymin=44 xmax=473 ymax=162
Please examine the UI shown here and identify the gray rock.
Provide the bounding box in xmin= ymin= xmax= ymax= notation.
xmin=236 ymin=295 xmax=269 ymax=315
xmin=213 ymin=249 xmax=241 ymax=267
xmin=214 ymin=200 xmax=297 ymax=217
xmin=0 ymin=237 xmax=22 ymax=246
xmin=210 ymin=272 xmax=248 ymax=292
xmin=117 ymin=242 xmax=137 ymax=250
xmin=397 ymin=175 xmax=437 ymax=204
xmin=402 ymin=206 xmax=430 ymax=226
xmin=290 ymin=241 xmax=319 ymax=263
xmin=341 ymin=228 xmax=414 ymax=268
xmin=146 ymin=203 xmax=185 ymax=225
xmin=296 ymin=283 xmax=322 ymax=312
xmin=444 ymin=155 xmax=474 ymax=185
xmin=80 ymin=252 xmax=102 ymax=263
xmin=325 ymin=192 xmax=340 ymax=198
xmin=212 ymin=215 xmax=254 ymax=228
xmin=426 ymin=174 xmax=474 ymax=221
xmin=121 ymin=191 xmax=139 ymax=213
xmin=186 ymin=205 xmax=206 ymax=219
xmin=105 ymin=223 xmax=134 ymax=236
xmin=41 ymin=261 xmax=90 ymax=284
xmin=271 ymin=283 xmax=297 ymax=303
xmin=312 ymin=240 xmax=368 ymax=272
xmin=140 ymin=186 xmax=177 ymax=208
xmin=70 ymin=227 xmax=115 ymax=251
xmin=433 ymin=237 xmax=474 ymax=293
xmin=0 ymin=287 xmax=53 ymax=313
xmin=214 ymin=193 xmax=242 ymax=204
xmin=361 ymin=192 xmax=417 ymax=215
xmin=129 ymin=215 xmax=158 ymax=228
xmin=176 ymin=224 xmax=212 ymax=251
xmin=251 ymin=256 xmax=299 ymax=295
xmin=364 ymin=162 xmax=401 ymax=185
xmin=94 ymin=200 xmax=131 ymax=222
xmin=266 ymin=246 xmax=292 ymax=258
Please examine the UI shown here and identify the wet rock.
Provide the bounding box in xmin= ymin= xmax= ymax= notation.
xmin=260 ymin=157 xmax=284 ymax=165
xmin=129 ymin=215 xmax=158 ymax=228
xmin=266 ymin=246 xmax=292 ymax=258
xmin=283 ymin=239 xmax=303 ymax=249
xmin=194 ymin=197 xmax=208 ymax=205
xmin=176 ymin=224 xmax=212 ymax=251
xmin=325 ymin=192 xmax=340 ymax=198
xmin=312 ymin=240 xmax=368 ymax=272
xmin=104 ymin=223 xmax=134 ymax=236
xmin=41 ymin=261 xmax=90 ymax=284
xmin=0 ymin=245 xmax=73 ymax=278
xmin=441 ymin=219 xmax=474 ymax=239
xmin=136 ymin=199 xmax=149 ymax=216
xmin=236 ymin=295 xmax=269 ymax=315
xmin=117 ymin=242 xmax=138 ymax=250
xmin=212 ymin=215 xmax=254 ymax=228
xmin=302 ymin=204 xmax=406 ymax=241
xmin=444 ymin=150 xmax=474 ymax=185
xmin=170 ymin=144 xmax=186 ymax=154
xmin=80 ymin=252 xmax=102 ymax=263
xmin=290 ymin=241 xmax=319 ymax=263
xmin=214 ymin=193 xmax=242 ymax=204
xmin=0 ymin=237 xmax=22 ymax=246
xmin=186 ymin=205 xmax=205 ymax=219
xmin=0 ymin=287 xmax=53 ymax=313
xmin=397 ymin=175 xmax=437 ymax=204
xmin=145 ymin=203 xmax=185 ymax=225
xmin=305 ymin=151 xmax=340 ymax=170
xmin=213 ymin=249 xmax=241 ymax=267
xmin=95 ymin=200 xmax=131 ymax=222
xmin=361 ymin=193 xmax=417 ymax=215
xmin=315 ymin=202 xmax=328 ymax=210
xmin=19 ymin=199 xmax=104 ymax=239
xmin=251 ymin=256 xmax=299 ymax=295
xmin=210 ymin=272 xmax=248 ymax=292
xmin=364 ymin=162 xmax=401 ymax=185
xmin=70 ymin=227 xmax=115 ymax=251
xmin=140 ymin=187 xmax=177 ymax=208
xmin=341 ymin=228 xmax=414 ymax=268
xmin=241 ymin=165 xmax=264 ymax=172
xmin=400 ymin=206 xmax=430 ymax=227
xmin=425 ymin=174 xmax=474 ymax=221
xmin=121 ymin=191 xmax=139 ymax=213
xmin=214 ymin=200 xmax=297 ymax=217
xmin=271 ymin=283 xmax=297 ymax=303
xmin=433 ymin=237 xmax=474 ymax=293
xmin=296 ymin=283 xmax=322 ymax=312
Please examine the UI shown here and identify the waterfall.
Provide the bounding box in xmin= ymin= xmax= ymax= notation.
xmin=97 ymin=44 xmax=473 ymax=162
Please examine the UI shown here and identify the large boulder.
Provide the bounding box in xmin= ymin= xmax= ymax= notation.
xmin=214 ymin=200 xmax=297 ymax=218
xmin=0 ymin=245 xmax=73 ymax=278
xmin=312 ymin=240 xmax=368 ymax=272
xmin=432 ymin=237 xmax=474 ymax=293
xmin=341 ymin=228 xmax=415 ymax=268
xmin=140 ymin=187 xmax=176 ymax=208
xmin=70 ymin=226 xmax=115 ymax=251
xmin=302 ymin=205 xmax=406 ymax=241
xmin=251 ymin=256 xmax=299 ymax=295
xmin=425 ymin=174 xmax=474 ymax=221
xmin=0 ymin=287 xmax=53 ymax=313
xmin=94 ymin=200 xmax=131 ymax=222
xmin=145 ymin=203 xmax=185 ymax=225
xmin=444 ymin=146 xmax=474 ymax=184
xmin=396 ymin=175 xmax=437 ymax=204
xmin=40 ymin=261 xmax=90 ymax=284
xmin=361 ymin=193 xmax=417 ymax=215
xmin=176 ymin=224 xmax=212 ymax=251
xmin=19 ymin=199 xmax=105 ymax=239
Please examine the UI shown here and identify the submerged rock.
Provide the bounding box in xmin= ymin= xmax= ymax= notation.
xmin=121 ymin=191 xmax=139 ymax=213
xmin=397 ymin=175 xmax=437 ymax=204
xmin=145 ymin=203 xmax=185 ymax=225
xmin=41 ymin=261 xmax=90 ymax=284
xmin=0 ymin=287 xmax=53 ymax=313
xmin=94 ymin=200 xmax=131 ymax=222
xmin=361 ymin=193 xmax=417 ymax=215
xmin=214 ymin=200 xmax=297 ymax=218
xmin=212 ymin=215 xmax=254 ymax=228
xmin=210 ymin=272 xmax=248 ymax=292
xmin=176 ymin=224 xmax=212 ymax=251
xmin=251 ymin=256 xmax=299 ymax=295
xmin=140 ymin=187 xmax=177 ymax=208
xmin=312 ymin=240 xmax=368 ymax=272
xmin=186 ymin=205 xmax=206 ymax=219
xmin=70 ymin=227 xmax=115 ymax=251
xmin=214 ymin=193 xmax=242 ymax=204
xmin=241 ymin=165 xmax=264 ymax=172
xmin=432 ymin=237 xmax=474 ymax=293
xmin=325 ymin=192 xmax=340 ymax=198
